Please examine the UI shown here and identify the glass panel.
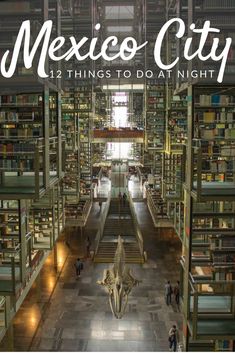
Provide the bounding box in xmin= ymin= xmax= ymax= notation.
xmin=190 ymin=295 xmax=231 ymax=313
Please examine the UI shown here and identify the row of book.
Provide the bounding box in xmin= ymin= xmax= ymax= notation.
xmin=0 ymin=128 xmax=42 ymax=138
xmin=200 ymin=144 xmax=235 ymax=156
xmin=0 ymin=159 xmax=33 ymax=170
xmin=0 ymin=112 xmax=37 ymax=122
xmin=78 ymin=104 xmax=92 ymax=111
xmin=0 ymin=143 xmax=35 ymax=153
xmin=198 ymin=95 xmax=234 ymax=106
xmin=199 ymin=111 xmax=235 ymax=123
xmin=200 ymin=128 xmax=235 ymax=140
xmin=62 ymin=104 xmax=75 ymax=110
xmin=201 ymin=160 xmax=234 ymax=173
xmin=211 ymin=239 xmax=235 ymax=249
xmin=200 ymin=174 xmax=226 ymax=182
xmin=212 ymin=254 xmax=235 ymax=264
xmin=0 ymin=95 xmax=41 ymax=105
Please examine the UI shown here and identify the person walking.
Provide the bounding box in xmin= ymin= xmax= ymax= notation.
xmin=74 ymin=258 xmax=83 ymax=279
xmin=86 ymin=236 xmax=91 ymax=258
xmin=165 ymin=280 xmax=173 ymax=305
xmin=174 ymin=281 xmax=180 ymax=306
xmin=168 ymin=325 xmax=179 ymax=352
xmin=123 ymin=192 xmax=127 ymax=206
xmin=98 ymin=201 xmax=102 ymax=211
xmin=118 ymin=192 xmax=122 ymax=208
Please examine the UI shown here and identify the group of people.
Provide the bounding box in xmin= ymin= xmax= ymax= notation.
xmin=165 ymin=280 xmax=180 ymax=351
xmin=165 ymin=280 xmax=180 ymax=306
xmin=118 ymin=191 xmax=127 ymax=206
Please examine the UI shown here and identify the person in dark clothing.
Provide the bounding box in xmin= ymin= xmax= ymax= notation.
xmin=118 ymin=192 xmax=122 ymax=204
xmin=74 ymin=258 xmax=83 ymax=278
xmin=174 ymin=281 xmax=180 ymax=306
xmin=98 ymin=201 xmax=102 ymax=210
xmin=86 ymin=236 xmax=91 ymax=258
xmin=165 ymin=280 xmax=173 ymax=305
xmin=123 ymin=192 xmax=127 ymax=206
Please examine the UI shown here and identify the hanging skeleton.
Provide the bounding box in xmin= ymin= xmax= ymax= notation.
xmin=97 ymin=236 xmax=140 ymax=319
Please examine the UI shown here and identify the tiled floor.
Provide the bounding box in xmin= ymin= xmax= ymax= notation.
xmin=0 ymin=200 xmax=182 ymax=352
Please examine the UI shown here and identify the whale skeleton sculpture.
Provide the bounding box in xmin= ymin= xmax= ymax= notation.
xmin=97 ymin=236 xmax=141 ymax=319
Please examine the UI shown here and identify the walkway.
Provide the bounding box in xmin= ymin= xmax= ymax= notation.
xmin=0 ymin=201 xmax=182 ymax=352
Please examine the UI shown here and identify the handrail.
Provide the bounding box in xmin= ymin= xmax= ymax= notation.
xmin=1 ymin=244 xmax=21 ymax=255
xmin=94 ymin=192 xmax=111 ymax=256
xmin=82 ymin=201 xmax=92 ymax=225
xmin=128 ymin=193 xmax=144 ymax=258
xmin=189 ymin=272 xmax=235 ymax=287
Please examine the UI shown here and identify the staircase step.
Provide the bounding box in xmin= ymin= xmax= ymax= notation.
xmin=93 ymin=200 xmax=145 ymax=264
xmin=94 ymin=254 xmax=144 ymax=263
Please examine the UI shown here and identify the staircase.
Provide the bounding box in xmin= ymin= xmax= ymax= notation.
xmin=94 ymin=200 xmax=144 ymax=263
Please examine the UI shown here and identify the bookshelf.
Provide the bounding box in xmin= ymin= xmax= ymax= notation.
xmin=168 ymin=0 xmax=235 ymax=349
xmin=146 ymin=84 xmax=165 ymax=151
xmin=192 ymin=90 xmax=235 ymax=200
xmin=29 ymin=184 xmax=64 ymax=250
xmin=162 ymin=152 xmax=185 ymax=202
xmin=132 ymin=92 xmax=144 ymax=129
xmin=0 ymin=199 xmax=39 ymax=296
xmin=76 ymin=86 xmax=93 ymax=199
xmin=0 ymin=200 xmax=20 ymax=249
xmin=61 ymin=89 xmax=80 ymax=196
xmin=64 ymin=199 xmax=92 ymax=228
xmin=0 ymin=1 xmax=63 ymax=336
xmin=0 ymin=93 xmax=45 ymax=197
xmin=92 ymin=90 xmax=109 ymax=166
xmin=146 ymin=186 xmax=168 ymax=227
xmin=166 ymin=94 xmax=188 ymax=153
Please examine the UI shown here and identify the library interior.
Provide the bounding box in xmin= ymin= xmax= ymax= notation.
xmin=0 ymin=0 xmax=235 ymax=352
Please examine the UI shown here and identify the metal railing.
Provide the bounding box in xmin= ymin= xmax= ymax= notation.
xmin=0 ymin=245 xmax=21 ymax=294
xmin=189 ymin=273 xmax=235 ymax=339
xmin=128 ymin=194 xmax=144 ymax=258
xmin=65 ymin=200 xmax=92 ymax=228
xmin=94 ymin=192 xmax=111 ymax=257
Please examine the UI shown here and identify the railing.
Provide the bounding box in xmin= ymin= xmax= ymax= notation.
xmin=80 ymin=200 xmax=93 ymax=226
xmin=93 ymin=192 xmax=111 ymax=257
xmin=0 ymin=296 xmax=6 ymax=329
xmin=162 ymin=179 xmax=183 ymax=201
xmin=0 ymin=137 xmax=46 ymax=197
xmin=65 ymin=200 xmax=92 ymax=227
xmin=189 ymin=273 xmax=235 ymax=339
xmin=93 ymin=129 xmax=144 ymax=140
xmin=49 ymin=137 xmax=59 ymax=177
xmin=32 ymin=230 xmax=53 ymax=250
xmin=0 ymin=245 xmax=21 ymax=294
xmin=129 ymin=194 xmax=144 ymax=259
xmin=192 ymin=140 xmax=235 ymax=199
